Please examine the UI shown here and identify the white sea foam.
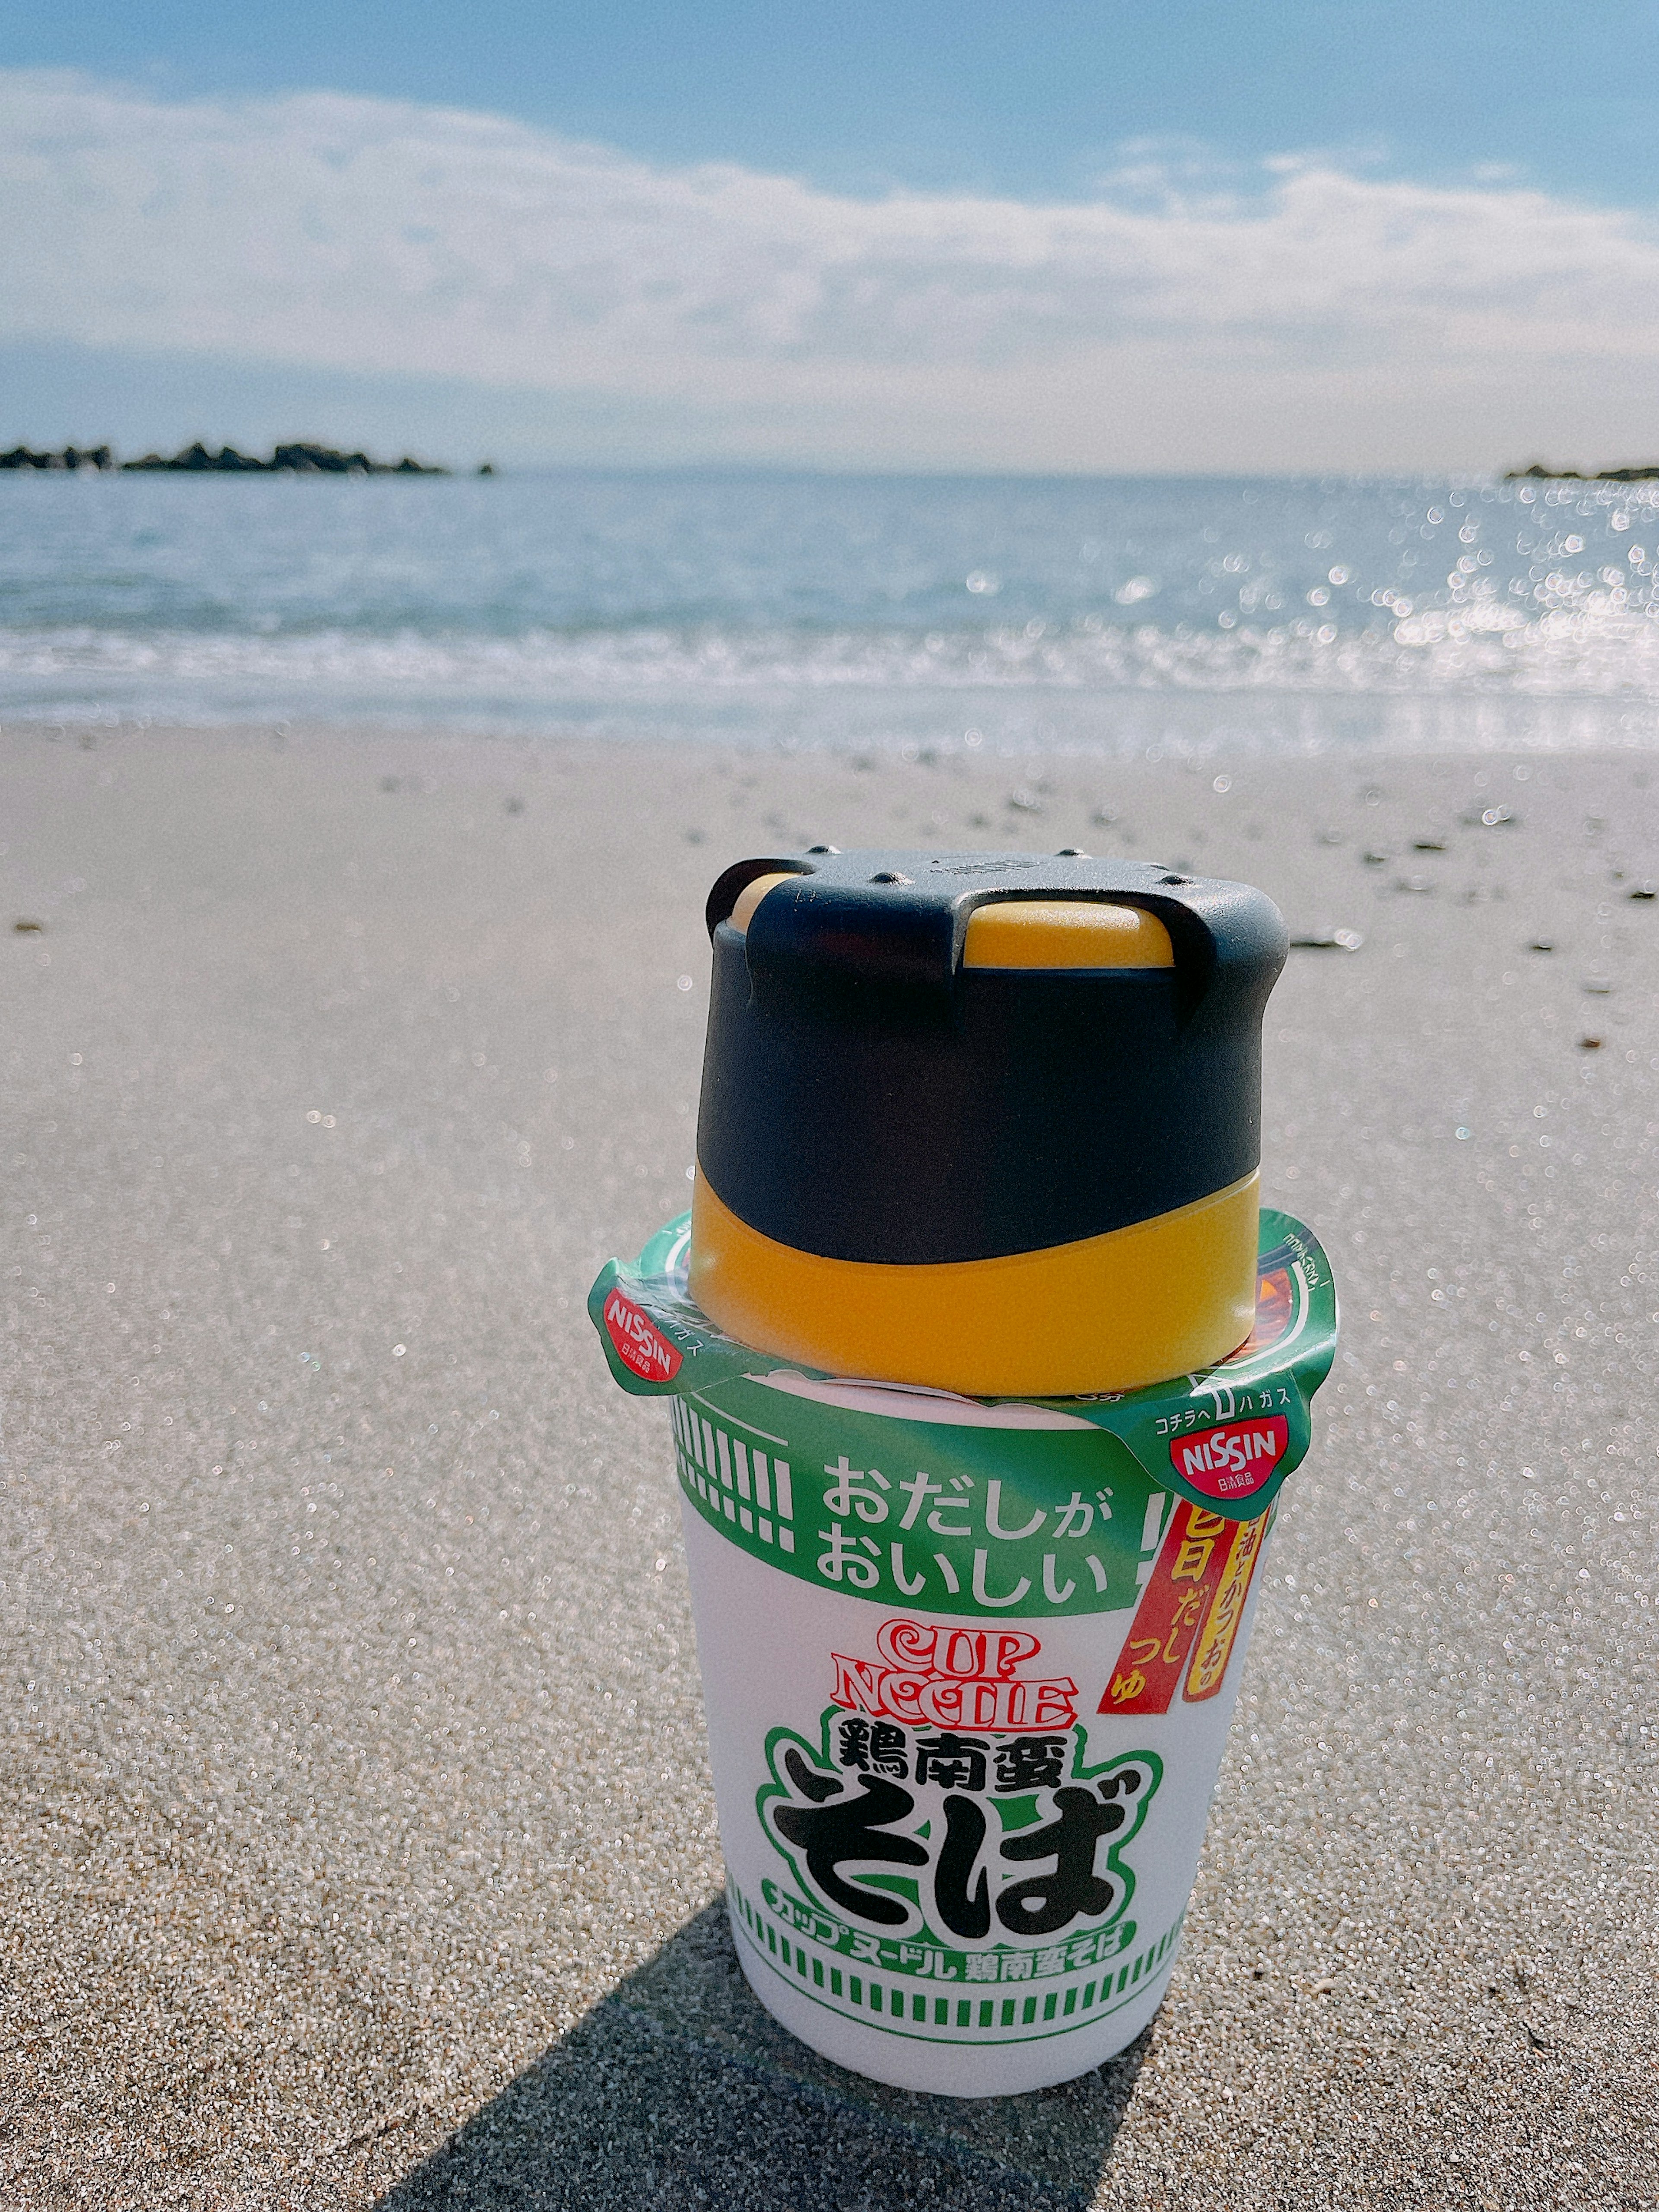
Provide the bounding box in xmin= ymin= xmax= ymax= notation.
xmin=4 ymin=471 xmax=1659 ymax=749
xmin=5 ymin=593 xmax=1658 ymax=702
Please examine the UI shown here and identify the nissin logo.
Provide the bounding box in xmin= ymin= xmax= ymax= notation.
xmin=603 ymin=1290 xmax=683 ymax=1382
xmin=1169 ymin=1415 xmax=1287 ymax=1500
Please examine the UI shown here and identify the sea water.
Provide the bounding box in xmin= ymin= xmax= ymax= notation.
xmin=2 ymin=470 xmax=1656 ymax=756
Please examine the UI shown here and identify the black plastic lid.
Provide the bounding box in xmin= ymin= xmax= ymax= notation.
xmin=697 ymin=849 xmax=1287 ymax=1267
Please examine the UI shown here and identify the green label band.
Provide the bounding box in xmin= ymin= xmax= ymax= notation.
xmin=593 ymin=1208 xmax=1337 ymax=1620
xmin=671 ymin=1376 xmax=1170 ymax=1618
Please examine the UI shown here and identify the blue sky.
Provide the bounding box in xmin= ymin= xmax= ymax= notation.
xmin=3 ymin=4 xmax=1659 ymax=469
xmin=6 ymin=0 xmax=1655 ymax=204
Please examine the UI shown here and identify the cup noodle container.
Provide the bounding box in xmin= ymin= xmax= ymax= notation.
xmin=591 ymin=849 xmax=1337 ymax=2096
xmin=592 ymin=1210 xmax=1336 ymax=2097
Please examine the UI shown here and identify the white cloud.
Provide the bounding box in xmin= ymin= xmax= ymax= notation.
xmin=5 ymin=68 xmax=1659 ymax=468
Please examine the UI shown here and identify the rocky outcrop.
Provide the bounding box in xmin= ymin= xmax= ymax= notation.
xmin=118 ymin=442 xmax=451 ymax=474
xmin=0 ymin=441 xmax=456 ymax=474
xmin=120 ymin=443 xmax=270 ymax=472
xmin=0 ymin=445 xmax=114 ymax=470
xmin=1506 ymin=461 xmax=1659 ymax=481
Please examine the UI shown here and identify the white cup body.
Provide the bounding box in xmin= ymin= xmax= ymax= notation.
xmin=673 ymin=1387 xmax=1271 ymax=2098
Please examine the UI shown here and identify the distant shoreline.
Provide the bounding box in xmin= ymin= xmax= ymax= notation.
xmin=0 ymin=441 xmax=493 ymax=477
xmin=6 ymin=446 xmax=1658 ymax=486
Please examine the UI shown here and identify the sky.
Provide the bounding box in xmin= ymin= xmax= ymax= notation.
xmin=3 ymin=2 xmax=1659 ymax=471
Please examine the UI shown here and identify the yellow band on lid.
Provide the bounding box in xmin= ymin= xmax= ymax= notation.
xmin=690 ymin=1169 xmax=1260 ymax=1398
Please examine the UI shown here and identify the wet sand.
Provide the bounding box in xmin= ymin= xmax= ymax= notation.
xmin=2 ymin=724 xmax=1656 ymax=2210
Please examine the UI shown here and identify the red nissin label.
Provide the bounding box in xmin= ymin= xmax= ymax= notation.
xmin=1168 ymin=1414 xmax=1287 ymax=1500
xmin=603 ymin=1290 xmax=682 ymax=1382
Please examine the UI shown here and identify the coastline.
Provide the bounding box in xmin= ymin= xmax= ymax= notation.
xmin=9 ymin=694 xmax=1659 ymax=764
xmin=3 ymin=724 xmax=1655 ymax=2208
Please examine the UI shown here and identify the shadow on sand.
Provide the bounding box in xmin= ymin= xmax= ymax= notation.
xmin=378 ymin=1899 xmax=1148 ymax=2212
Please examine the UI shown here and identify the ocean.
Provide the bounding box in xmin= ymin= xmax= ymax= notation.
xmin=3 ymin=470 xmax=1657 ymax=756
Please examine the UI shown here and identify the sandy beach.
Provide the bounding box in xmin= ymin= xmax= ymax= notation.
xmin=3 ymin=722 xmax=1656 ymax=2210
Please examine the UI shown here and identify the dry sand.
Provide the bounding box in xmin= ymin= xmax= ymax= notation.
xmin=2 ymin=724 xmax=1656 ymax=2210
